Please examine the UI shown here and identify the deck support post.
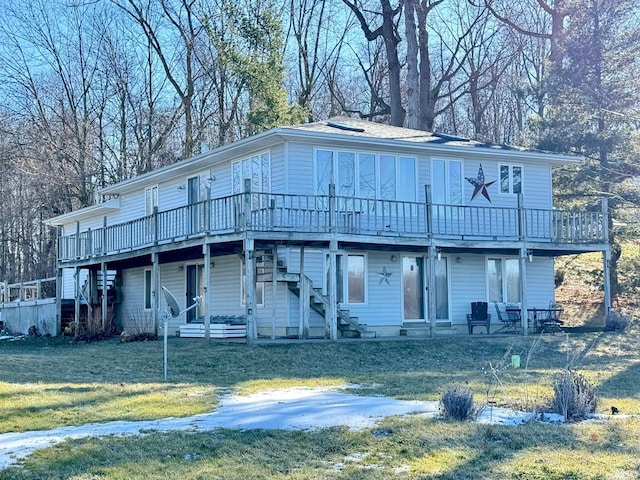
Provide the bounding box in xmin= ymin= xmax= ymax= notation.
xmin=101 ymin=261 xmax=108 ymax=331
xmin=298 ymin=245 xmax=309 ymax=339
xmin=327 ymin=239 xmax=338 ymax=340
xmin=519 ymin=247 xmax=529 ymax=335
xmin=152 ymin=252 xmax=160 ymax=335
xmin=428 ymin=247 xmax=437 ymax=338
xmin=271 ymin=243 xmax=278 ymax=339
xmin=245 ymin=238 xmax=256 ymax=345
xmin=425 ymin=185 xmax=433 ymax=236
xmin=74 ymin=266 xmax=80 ymax=334
xmin=517 ymin=194 xmax=525 ymax=241
xmin=203 ymin=243 xmax=211 ymax=340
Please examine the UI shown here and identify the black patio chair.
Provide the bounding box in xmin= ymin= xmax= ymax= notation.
xmin=466 ymin=301 xmax=491 ymax=334
xmin=493 ymin=302 xmax=520 ymax=333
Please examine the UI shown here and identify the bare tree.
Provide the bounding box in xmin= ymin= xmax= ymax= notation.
xmin=342 ymin=0 xmax=405 ymax=126
xmin=287 ymin=0 xmax=348 ymax=121
xmin=404 ymin=0 xmax=485 ymax=131
xmin=113 ymin=0 xmax=204 ymax=159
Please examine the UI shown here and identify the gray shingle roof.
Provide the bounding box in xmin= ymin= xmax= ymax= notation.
xmin=284 ymin=116 xmax=528 ymax=152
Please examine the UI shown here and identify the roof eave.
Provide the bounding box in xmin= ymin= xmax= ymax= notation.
xmin=99 ymin=129 xmax=286 ymax=196
xmin=45 ymin=198 xmax=120 ymax=227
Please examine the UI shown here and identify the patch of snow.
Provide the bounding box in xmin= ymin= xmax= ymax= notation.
xmin=0 ymin=385 xmax=603 ymax=470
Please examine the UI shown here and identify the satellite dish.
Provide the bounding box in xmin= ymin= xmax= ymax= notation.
xmin=162 ymin=286 xmax=180 ymax=318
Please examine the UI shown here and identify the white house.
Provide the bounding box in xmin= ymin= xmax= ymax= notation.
xmin=46 ymin=117 xmax=611 ymax=340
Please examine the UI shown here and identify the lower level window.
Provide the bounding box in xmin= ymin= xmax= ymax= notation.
xmin=487 ymin=258 xmax=520 ymax=303
xmin=347 ymin=254 xmax=365 ymax=303
xmin=144 ymin=269 xmax=152 ymax=310
xmin=330 ymin=253 xmax=366 ymax=304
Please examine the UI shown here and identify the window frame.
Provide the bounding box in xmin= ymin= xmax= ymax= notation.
xmin=486 ymin=256 xmax=521 ymax=304
xmin=144 ymin=185 xmax=158 ymax=216
xmin=232 ymin=151 xmax=271 ymax=196
xmin=498 ymin=163 xmax=523 ymax=195
xmin=314 ymin=148 xmax=416 ymax=202
xmin=431 ymin=158 xmax=463 ymax=205
xmin=143 ymin=268 xmax=152 ymax=310
xmin=324 ymin=251 xmax=367 ymax=305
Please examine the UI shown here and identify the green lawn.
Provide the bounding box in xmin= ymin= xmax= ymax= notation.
xmin=1 ymin=330 xmax=640 ymax=479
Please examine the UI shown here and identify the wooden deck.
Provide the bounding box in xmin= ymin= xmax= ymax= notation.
xmin=57 ymin=191 xmax=608 ymax=262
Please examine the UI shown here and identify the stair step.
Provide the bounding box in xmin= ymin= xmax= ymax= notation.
xmin=399 ymin=326 xmax=430 ymax=336
xmin=340 ymin=330 xmax=361 ymax=338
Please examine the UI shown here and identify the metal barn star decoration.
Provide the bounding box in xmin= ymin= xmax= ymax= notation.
xmin=466 ymin=164 xmax=496 ymax=202
xmin=378 ymin=266 xmax=393 ymax=285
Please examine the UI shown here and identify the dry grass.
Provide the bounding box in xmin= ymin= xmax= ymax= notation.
xmin=0 ymin=243 xmax=638 ymax=478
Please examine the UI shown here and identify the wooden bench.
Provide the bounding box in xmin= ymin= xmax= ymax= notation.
xmin=179 ymin=323 xmax=246 ymax=338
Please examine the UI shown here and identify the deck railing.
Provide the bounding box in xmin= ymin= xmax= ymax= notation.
xmin=57 ymin=190 xmax=607 ymax=261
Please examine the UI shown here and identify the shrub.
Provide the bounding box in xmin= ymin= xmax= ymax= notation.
xmin=606 ymin=310 xmax=630 ymax=332
xmin=552 ymin=370 xmax=597 ymax=421
xmin=120 ymin=307 xmax=157 ymax=342
xmin=440 ymin=385 xmax=480 ymax=421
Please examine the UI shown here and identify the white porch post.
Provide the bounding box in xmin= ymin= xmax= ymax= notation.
xmin=327 ymin=239 xmax=338 ymax=340
xmin=245 ymin=238 xmax=256 ymax=345
xmin=152 ymin=252 xmax=160 ymax=335
xmin=271 ymin=243 xmax=278 ymax=339
xmin=428 ymin=247 xmax=437 ymax=338
xmin=74 ymin=266 xmax=80 ymax=334
xmin=203 ymin=243 xmax=211 ymax=341
xmin=298 ymin=245 xmax=309 ymax=339
xmin=519 ymin=247 xmax=529 ymax=335
xmin=101 ymin=261 xmax=108 ymax=331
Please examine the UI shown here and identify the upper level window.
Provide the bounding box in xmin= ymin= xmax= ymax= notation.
xmin=431 ymin=159 xmax=463 ymax=205
xmin=232 ymin=152 xmax=270 ymax=210
xmin=499 ymin=164 xmax=522 ymax=195
xmin=232 ymin=152 xmax=270 ymax=195
xmin=145 ymin=185 xmax=158 ymax=216
xmin=315 ymin=149 xmax=416 ymax=201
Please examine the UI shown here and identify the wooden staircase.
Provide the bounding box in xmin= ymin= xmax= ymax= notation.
xmin=255 ymin=248 xmax=368 ymax=338
xmin=81 ymin=270 xmax=119 ymax=305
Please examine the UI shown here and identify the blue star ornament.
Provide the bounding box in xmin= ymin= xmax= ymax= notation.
xmin=465 ymin=164 xmax=496 ymax=202
xmin=378 ymin=266 xmax=393 ymax=285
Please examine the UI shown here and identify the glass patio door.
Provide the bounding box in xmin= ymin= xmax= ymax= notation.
xmin=435 ymin=257 xmax=449 ymax=321
xmin=403 ymin=256 xmax=424 ymax=320
xmin=186 ymin=264 xmax=205 ymax=323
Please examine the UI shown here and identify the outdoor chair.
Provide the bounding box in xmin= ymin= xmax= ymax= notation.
xmin=466 ymin=301 xmax=491 ymax=334
xmin=493 ymin=303 xmax=520 ymax=333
